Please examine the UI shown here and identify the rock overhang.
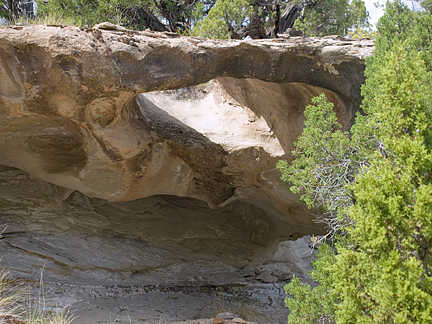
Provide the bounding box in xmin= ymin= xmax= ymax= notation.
xmin=0 ymin=24 xmax=374 ymax=284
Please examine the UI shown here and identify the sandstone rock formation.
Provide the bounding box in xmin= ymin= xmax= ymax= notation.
xmin=0 ymin=24 xmax=373 ymax=321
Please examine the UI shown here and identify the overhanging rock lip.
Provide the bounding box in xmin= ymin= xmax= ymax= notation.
xmin=0 ymin=24 xmax=374 ymax=82
xmin=0 ymin=25 xmax=369 ymax=243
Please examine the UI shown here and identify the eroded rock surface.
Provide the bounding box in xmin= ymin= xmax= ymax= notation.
xmin=0 ymin=25 xmax=373 ymax=322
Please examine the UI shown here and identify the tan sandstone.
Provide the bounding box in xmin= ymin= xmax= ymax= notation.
xmin=0 ymin=24 xmax=373 ymax=323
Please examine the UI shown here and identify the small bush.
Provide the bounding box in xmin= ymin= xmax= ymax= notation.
xmin=284 ymin=244 xmax=337 ymax=324
xmin=348 ymin=28 xmax=377 ymax=39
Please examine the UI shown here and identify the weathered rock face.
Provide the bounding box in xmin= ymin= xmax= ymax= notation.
xmin=0 ymin=24 xmax=373 ymax=295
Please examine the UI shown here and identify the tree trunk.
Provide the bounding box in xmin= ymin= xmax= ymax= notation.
xmin=7 ymin=0 xmax=19 ymax=18
xmin=241 ymin=13 xmax=266 ymax=39
xmin=122 ymin=7 xmax=168 ymax=32
xmin=20 ymin=0 xmax=34 ymax=19
xmin=271 ymin=3 xmax=280 ymax=38
xmin=279 ymin=2 xmax=300 ymax=32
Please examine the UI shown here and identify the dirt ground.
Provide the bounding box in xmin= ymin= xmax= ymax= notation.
xmin=34 ymin=282 xmax=289 ymax=324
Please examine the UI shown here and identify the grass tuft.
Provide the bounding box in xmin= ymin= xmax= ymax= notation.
xmin=211 ymin=293 xmax=266 ymax=322
xmin=0 ymin=267 xmax=74 ymax=324
xmin=5 ymin=12 xmax=78 ymax=27
xmin=0 ymin=269 xmax=24 ymax=321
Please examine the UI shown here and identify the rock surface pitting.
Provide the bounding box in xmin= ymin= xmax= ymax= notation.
xmin=0 ymin=25 xmax=373 ymax=322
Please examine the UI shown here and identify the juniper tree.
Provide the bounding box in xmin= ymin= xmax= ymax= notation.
xmin=332 ymin=36 xmax=432 ymax=324
xmin=191 ymin=0 xmax=253 ymax=39
xmin=277 ymin=94 xmax=373 ymax=243
xmin=35 ymin=0 xmax=208 ymax=31
xmin=279 ymin=1 xmax=432 ymax=323
xmin=292 ymin=0 xmax=369 ymax=37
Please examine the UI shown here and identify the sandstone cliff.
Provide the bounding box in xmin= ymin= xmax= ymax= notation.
xmin=0 ymin=25 xmax=373 ymax=319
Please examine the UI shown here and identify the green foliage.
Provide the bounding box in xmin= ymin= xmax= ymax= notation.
xmin=285 ymin=244 xmax=337 ymax=324
xmin=281 ymin=1 xmax=432 ymax=323
xmin=368 ymin=0 xmax=432 ymax=64
xmin=0 ymin=0 xmax=12 ymax=19
xmin=416 ymin=0 xmax=432 ymax=12
xmin=192 ymin=0 xmax=369 ymax=38
xmin=7 ymin=11 xmax=77 ymax=26
xmin=276 ymin=93 xmax=372 ymax=240
xmin=293 ymin=0 xmax=369 ymax=37
xmin=277 ymin=93 xmax=350 ymax=210
xmin=192 ymin=0 xmax=252 ymax=39
xmin=332 ymin=37 xmax=432 ymax=324
xmin=5 ymin=0 xmax=369 ymax=38
xmin=36 ymin=0 xmax=126 ymax=27
xmin=348 ymin=27 xmax=377 ymax=39
xmin=1 ymin=0 xmax=35 ymax=20
xmin=35 ymin=0 xmax=206 ymax=30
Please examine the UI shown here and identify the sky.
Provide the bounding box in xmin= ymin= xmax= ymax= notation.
xmin=365 ymin=0 xmax=423 ymax=26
